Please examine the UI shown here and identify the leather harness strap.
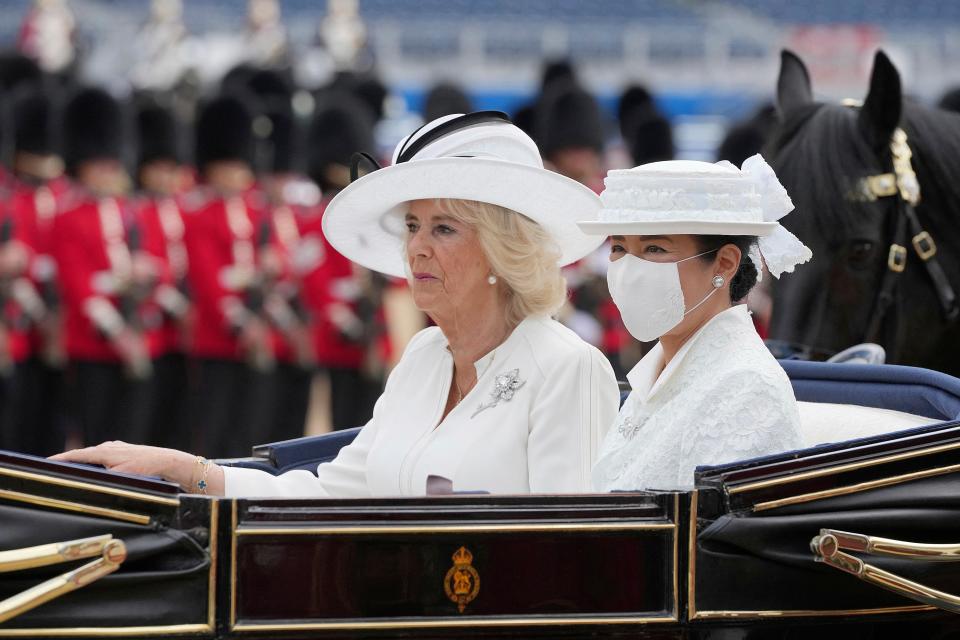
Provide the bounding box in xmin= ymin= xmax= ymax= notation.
xmin=864 ymin=210 xmax=907 ymax=348
xmin=857 ymin=127 xmax=959 ymax=346
xmin=900 ymin=201 xmax=959 ymax=321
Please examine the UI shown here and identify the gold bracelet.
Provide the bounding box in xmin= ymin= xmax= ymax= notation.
xmin=194 ymin=457 xmax=211 ymax=495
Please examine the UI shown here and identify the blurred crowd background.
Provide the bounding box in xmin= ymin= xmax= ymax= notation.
xmin=0 ymin=0 xmax=958 ymax=459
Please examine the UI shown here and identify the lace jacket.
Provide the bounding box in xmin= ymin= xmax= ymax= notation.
xmin=224 ymin=315 xmax=620 ymax=497
xmin=593 ymin=305 xmax=802 ymax=491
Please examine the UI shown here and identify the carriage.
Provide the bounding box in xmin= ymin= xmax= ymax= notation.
xmin=1 ymin=359 xmax=959 ymax=639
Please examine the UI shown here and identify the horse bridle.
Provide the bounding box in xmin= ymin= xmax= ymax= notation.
xmin=848 ymin=119 xmax=960 ymax=348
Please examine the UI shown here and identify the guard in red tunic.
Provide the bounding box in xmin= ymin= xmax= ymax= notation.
xmin=246 ymin=70 xmax=317 ymax=443
xmin=298 ymin=94 xmax=382 ymax=429
xmin=52 ymin=87 xmax=153 ymax=446
xmin=133 ymin=100 xmax=192 ymax=449
xmin=0 ymin=79 xmax=72 ymax=455
xmin=184 ymin=94 xmax=273 ymax=457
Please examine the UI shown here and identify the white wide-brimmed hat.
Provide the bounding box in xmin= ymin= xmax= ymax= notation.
xmin=578 ymin=155 xmax=812 ymax=278
xmin=322 ymin=111 xmax=604 ymax=278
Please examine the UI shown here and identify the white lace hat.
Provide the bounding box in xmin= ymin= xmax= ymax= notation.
xmin=578 ymin=155 xmax=812 ymax=277
xmin=322 ymin=112 xmax=604 ymax=278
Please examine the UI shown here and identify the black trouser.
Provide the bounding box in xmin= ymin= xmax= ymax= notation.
xmin=269 ymin=362 xmax=312 ymax=444
xmin=147 ymin=352 xmax=191 ymax=450
xmin=190 ymin=358 xmax=274 ymax=458
xmin=328 ymin=367 xmax=381 ymax=430
xmin=0 ymin=357 xmax=68 ymax=455
xmin=67 ymin=360 xmax=152 ymax=447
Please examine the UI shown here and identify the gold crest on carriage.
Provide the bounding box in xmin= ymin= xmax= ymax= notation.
xmin=443 ymin=545 xmax=480 ymax=613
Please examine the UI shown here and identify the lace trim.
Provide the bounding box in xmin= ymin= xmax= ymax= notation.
xmin=593 ymin=307 xmax=803 ymax=491
xmin=599 ymin=190 xmax=763 ymax=218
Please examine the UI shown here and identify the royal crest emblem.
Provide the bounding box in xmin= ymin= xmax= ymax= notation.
xmin=443 ymin=546 xmax=480 ymax=613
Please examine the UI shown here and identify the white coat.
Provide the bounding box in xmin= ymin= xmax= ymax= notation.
xmin=223 ymin=315 xmax=620 ymax=497
xmin=592 ymin=305 xmax=803 ymax=491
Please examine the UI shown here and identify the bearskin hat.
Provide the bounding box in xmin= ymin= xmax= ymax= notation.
xmin=617 ymin=85 xmax=674 ymax=165
xmin=257 ymin=96 xmax=298 ymax=174
xmin=617 ymin=85 xmax=654 ymax=137
xmin=540 ymin=58 xmax=577 ymax=93
xmin=12 ymin=83 xmax=58 ymax=156
xmin=0 ymin=53 xmax=43 ymax=93
xmin=236 ymin=69 xmax=299 ymax=174
xmin=62 ymin=87 xmax=124 ymax=173
xmin=715 ymin=122 xmax=765 ymax=167
xmin=624 ymin=110 xmax=674 ymax=166
xmin=306 ymin=92 xmax=374 ymax=191
xmin=938 ymin=86 xmax=960 ymax=114
xmin=423 ymin=82 xmax=472 ymax=122
xmin=245 ymin=68 xmax=294 ymax=102
xmin=195 ymin=94 xmax=255 ymax=171
xmin=536 ymin=82 xmax=604 ymax=158
xmin=219 ymin=64 xmax=260 ymax=98
xmin=321 ymin=72 xmax=387 ymax=122
xmin=136 ymin=101 xmax=182 ymax=167
xmin=715 ymin=104 xmax=776 ymax=166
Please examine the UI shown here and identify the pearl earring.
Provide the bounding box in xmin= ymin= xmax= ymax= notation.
xmin=712 ymin=274 xmax=725 ymax=289
xmin=487 ymin=274 xmax=498 ymax=285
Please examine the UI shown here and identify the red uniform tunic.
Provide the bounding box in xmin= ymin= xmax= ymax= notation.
xmin=260 ymin=203 xmax=300 ymax=364
xmin=4 ymin=176 xmax=70 ymax=363
xmin=51 ymin=191 xmax=135 ymax=362
xmin=296 ymin=202 xmax=365 ymax=370
xmin=0 ymin=195 xmax=25 ymax=364
xmin=182 ymin=189 xmax=264 ymax=361
xmin=135 ymin=195 xmax=188 ymax=357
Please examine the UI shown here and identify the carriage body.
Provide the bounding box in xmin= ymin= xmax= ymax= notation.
xmin=2 ymin=362 xmax=959 ymax=638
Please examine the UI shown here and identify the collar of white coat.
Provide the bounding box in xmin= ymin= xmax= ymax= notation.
xmin=625 ymin=304 xmax=753 ymax=404
xmin=440 ymin=314 xmax=538 ymax=378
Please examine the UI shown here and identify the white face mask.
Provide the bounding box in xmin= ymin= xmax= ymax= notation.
xmin=606 ymin=249 xmax=719 ymax=342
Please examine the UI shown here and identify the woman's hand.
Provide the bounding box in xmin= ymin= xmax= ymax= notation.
xmin=50 ymin=442 xmax=224 ymax=495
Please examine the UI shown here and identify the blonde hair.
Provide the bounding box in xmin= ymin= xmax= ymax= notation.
xmin=436 ymin=198 xmax=567 ymax=326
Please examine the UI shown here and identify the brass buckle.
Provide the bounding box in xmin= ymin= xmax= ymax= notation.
xmin=912 ymin=231 xmax=937 ymax=261
xmin=888 ymin=244 xmax=907 ymax=272
xmin=863 ymin=173 xmax=898 ymax=199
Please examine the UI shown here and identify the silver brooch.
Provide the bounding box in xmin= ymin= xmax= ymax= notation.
xmin=471 ymin=368 xmax=526 ymax=418
xmin=617 ymin=416 xmax=641 ymax=440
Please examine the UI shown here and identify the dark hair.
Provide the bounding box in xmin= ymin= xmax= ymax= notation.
xmin=693 ymin=235 xmax=758 ymax=302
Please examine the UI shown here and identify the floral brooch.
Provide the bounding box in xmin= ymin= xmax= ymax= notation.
xmin=471 ymin=368 xmax=526 ymax=418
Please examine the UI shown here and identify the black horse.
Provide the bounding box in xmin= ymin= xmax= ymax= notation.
xmin=766 ymin=50 xmax=960 ymax=376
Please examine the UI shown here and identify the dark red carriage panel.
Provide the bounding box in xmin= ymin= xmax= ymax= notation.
xmin=229 ymin=494 xmax=682 ymax=634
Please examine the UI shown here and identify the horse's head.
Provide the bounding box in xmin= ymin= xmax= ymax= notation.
xmin=767 ymin=50 xmax=960 ymax=368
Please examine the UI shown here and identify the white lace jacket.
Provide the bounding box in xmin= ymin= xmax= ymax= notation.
xmin=593 ymin=305 xmax=802 ymax=491
xmin=224 ymin=315 xmax=620 ymax=497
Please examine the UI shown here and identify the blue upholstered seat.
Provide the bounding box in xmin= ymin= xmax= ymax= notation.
xmin=223 ymin=361 xmax=960 ymax=476
xmin=779 ymin=360 xmax=960 ymax=422
xmin=697 ymin=361 xmax=960 ymax=477
xmin=221 ymin=428 xmax=362 ymax=475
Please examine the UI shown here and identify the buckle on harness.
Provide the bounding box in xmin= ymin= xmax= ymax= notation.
xmin=888 ymin=244 xmax=907 ymax=272
xmin=863 ymin=173 xmax=898 ymax=199
xmin=912 ymin=231 xmax=937 ymax=261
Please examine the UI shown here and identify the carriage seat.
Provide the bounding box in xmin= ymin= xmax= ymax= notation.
xmin=796 ymin=401 xmax=934 ymax=447
xmin=780 ymin=360 xmax=960 ymax=447
xmin=218 ymin=427 xmax=362 ymax=475
xmin=222 ymin=361 xmax=960 ymax=475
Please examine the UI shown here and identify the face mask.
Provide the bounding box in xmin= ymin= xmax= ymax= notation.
xmin=606 ymin=249 xmax=719 ymax=342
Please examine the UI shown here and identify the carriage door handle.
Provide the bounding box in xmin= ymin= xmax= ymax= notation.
xmin=811 ymin=528 xmax=960 ymax=614
xmin=0 ymin=534 xmax=127 ymax=623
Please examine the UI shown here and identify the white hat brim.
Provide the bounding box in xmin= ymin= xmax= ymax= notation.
xmin=322 ymin=157 xmax=604 ymax=278
xmin=577 ymin=220 xmax=779 ymax=237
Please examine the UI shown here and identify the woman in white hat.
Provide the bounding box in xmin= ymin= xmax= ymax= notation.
xmin=54 ymin=112 xmax=620 ymax=496
xmin=580 ymin=155 xmax=812 ymax=491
